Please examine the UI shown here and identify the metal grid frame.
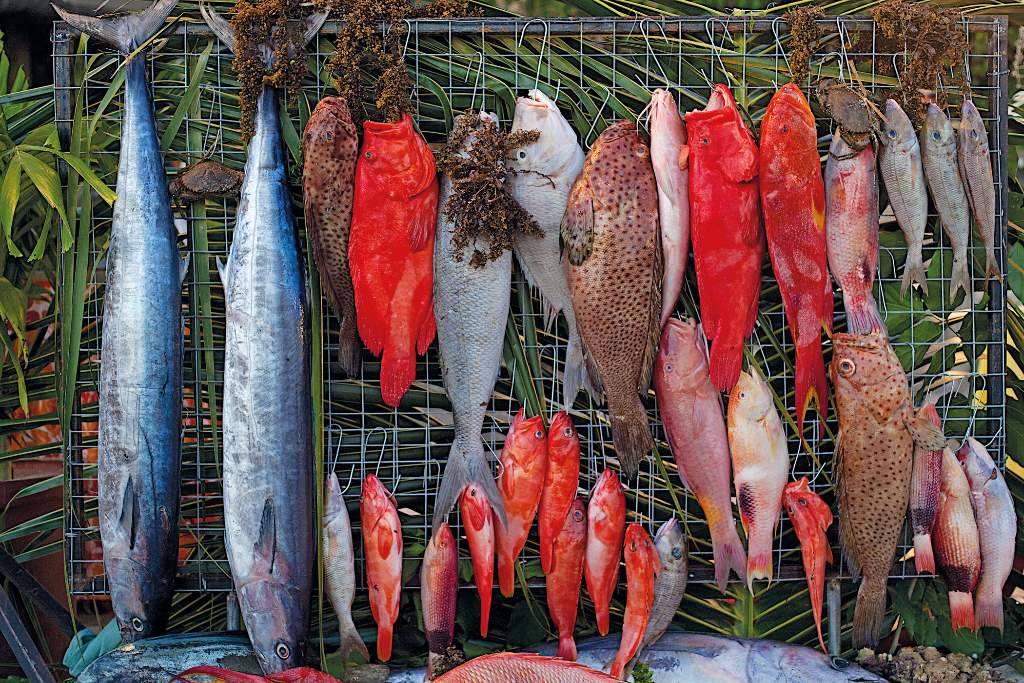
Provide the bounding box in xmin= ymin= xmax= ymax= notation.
xmin=55 ymin=15 xmax=1009 ymax=601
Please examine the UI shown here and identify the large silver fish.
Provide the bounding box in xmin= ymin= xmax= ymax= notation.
xmin=53 ymin=0 xmax=183 ymax=643
xmin=507 ymin=89 xmax=592 ymax=406
xmin=958 ymin=100 xmax=1000 ymax=283
xmin=878 ymin=99 xmax=929 ymax=297
xmin=202 ymin=4 xmax=325 ymax=673
xmin=921 ymin=103 xmax=971 ymax=301
xmin=77 ymin=633 xmax=260 ymax=683
xmin=431 ymin=112 xmax=512 ymax=532
xmin=323 ymin=471 xmax=369 ymax=664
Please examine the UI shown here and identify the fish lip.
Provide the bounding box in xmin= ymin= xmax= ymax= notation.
xmin=363 ymin=113 xmax=412 ymax=136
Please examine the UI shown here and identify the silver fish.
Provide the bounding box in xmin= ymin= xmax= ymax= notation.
xmin=508 ymin=89 xmax=593 ymax=406
xmin=323 ymin=471 xmax=369 ymax=664
xmin=431 ymin=111 xmax=511 ymax=532
xmin=53 ymin=0 xmax=184 ymax=643
xmin=921 ymin=103 xmax=971 ymax=301
xmin=77 ymin=633 xmax=260 ymax=683
xmin=958 ymin=100 xmax=1000 ymax=283
xmin=878 ymin=99 xmax=929 ymax=297
xmin=641 ymin=519 xmax=688 ymax=650
xmin=202 ymin=4 xmax=325 ymax=673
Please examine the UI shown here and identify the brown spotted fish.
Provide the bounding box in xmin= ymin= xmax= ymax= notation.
xmin=831 ymin=332 xmax=944 ymax=648
xmin=561 ymin=121 xmax=662 ymax=477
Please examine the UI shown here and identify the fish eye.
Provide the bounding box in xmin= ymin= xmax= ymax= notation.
xmin=672 ymin=547 xmax=683 ymax=559
xmin=563 ymin=427 xmax=573 ymax=437
xmin=739 ymin=392 xmax=747 ymax=400
xmin=365 ymin=151 xmax=374 ymax=160
xmin=534 ymin=430 xmax=544 ymax=439
xmin=518 ymin=150 xmax=527 ymax=159
xmin=701 ymin=136 xmax=710 ymax=145
xmin=635 ymin=146 xmax=648 ymax=158
xmin=887 ymin=128 xmax=897 ymax=139
xmin=781 ymin=125 xmax=788 ymax=133
xmin=573 ymin=510 xmax=584 ymax=522
xmin=931 ymin=131 xmax=941 ymax=141
xmin=838 ymin=358 xmax=856 ymax=376
xmin=325 ymin=131 xmax=333 ymax=141
xmin=665 ymin=364 xmax=673 ymax=372
xmin=971 ymin=129 xmax=979 ymax=139
xmin=131 ymin=617 xmax=145 ymax=632
xmin=275 ymin=642 xmax=291 ymax=660
xmin=798 ymin=498 xmax=807 ymax=506
xmin=989 ymin=468 xmax=999 ymax=481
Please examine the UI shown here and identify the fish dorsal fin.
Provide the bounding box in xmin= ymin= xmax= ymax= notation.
xmin=119 ymin=476 xmax=139 ymax=550
xmin=905 ymin=412 xmax=946 ymax=451
xmin=638 ymin=213 xmax=664 ymax=394
xmin=560 ymin=179 xmax=595 ymax=266
xmin=253 ymin=499 xmax=277 ymax=574
xmin=53 ymin=0 xmax=179 ymax=55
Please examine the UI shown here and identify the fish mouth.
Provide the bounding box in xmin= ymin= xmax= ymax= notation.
xmin=363 ymin=113 xmax=413 ymax=137
xmin=704 ymin=84 xmax=732 ymax=112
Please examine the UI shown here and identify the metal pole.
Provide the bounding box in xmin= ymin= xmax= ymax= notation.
xmin=0 ymin=585 xmax=58 ymax=683
xmin=827 ymin=578 xmax=842 ymax=656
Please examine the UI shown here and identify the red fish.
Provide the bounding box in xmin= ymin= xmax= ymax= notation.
xmin=909 ymin=403 xmax=943 ymax=574
xmin=782 ymin=477 xmax=833 ymax=653
xmin=460 ymin=483 xmax=495 ymax=637
xmin=434 ymin=653 xmax=618 ymax=681
xmin=934 ymin=447 xmax=981 ymax=633
xmin=684 ymin=84 xmax=763 ymax=391
xmin=173 ymin=666 xmax=341 ymax=682
xmin=495 ymin=408 xmax=548 ymax=597
xmin=360 ymin=475 xmax=403 ymax=662
xmin=422 ymin=522 xmax=458 ymax=679
xmin=349 ymin=114 xmax=438 ymax=406
xmin=610 ymin=524 xmax=660 ymax=679
xmin=584 ymin=469 xmax=626 ymax=636
xmin=759 ymin=84 xmax=832 ymax=432
xmin=546 ymin=497 xmax=587 ymax=661
xmin=538 ymin=411 xmax=581 ymax=574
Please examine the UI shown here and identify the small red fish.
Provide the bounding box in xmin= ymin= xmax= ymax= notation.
xmin=909 ymin=403 xmax=943 ymax=574
xmin=460 ymin=483 xmax=495 ymax=637
xmin=684 ymin=84 xmax=763 ymax=390
xmin=934 ymin=447 xmax=981 ymax=633
xmin=422 ymin=522 xmax=458 ymax=679
xmin=546 ymin=497 xmax=587 ymax=661
xmin=495 ymin=408 xmax=548 ymax=597
xmin=172 ymin=666 xmax=342 ymax=682
xmin=584 ymin=469 xmax=626 ymax=636
xmin=349 ymin=114 xmax=438 ymax=406
xmin=434 ymin=652 xmax=618 ymax=681
xmin=610 ymin=524 xmax=660 ymax=679
xmin=360 ymin=475 xmax=403 ymax=662
xmin=538 ymin=411 xmax=581 ymax=574
xmin=782 ymin=477 xmax=833 ymax=653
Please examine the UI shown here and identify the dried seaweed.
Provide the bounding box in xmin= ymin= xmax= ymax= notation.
xmin=784 ymin=7 xmax=823 ymax=85
xmin=436 ymin=113 xmax=541 ymax=268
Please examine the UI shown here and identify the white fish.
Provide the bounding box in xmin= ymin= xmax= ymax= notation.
xmin=323 ymin=472 xmax=369 ymax=664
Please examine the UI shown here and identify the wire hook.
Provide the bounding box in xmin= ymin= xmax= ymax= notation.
xmin=584 ymin=89 xmax=613 ymax=146
xmin=468 ymin=51 xmax=486 ymax=113
xmin=704 ymin=18 xmax=730 ymax=85
xmin=517 ymin=18 xmax=550 ymax=90
xmin=771 ymin=16 xmax=792 ymax=87
xmin=639 ymin=18 xmax=671 ymax=88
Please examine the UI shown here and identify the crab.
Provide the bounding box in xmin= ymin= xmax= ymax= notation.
xmin=169 ymin=159 xmax=244 ymax=202
xmin=815 ymin=79 xmax=879 ymax=151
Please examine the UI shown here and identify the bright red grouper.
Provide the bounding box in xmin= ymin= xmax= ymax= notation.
xmin=584 ymin=470 xmax=626 ymax=636
xmin=610 ymin=524 xmax=660 ymax=679
xmin=782 ymin=477 xmax=833 ymax=653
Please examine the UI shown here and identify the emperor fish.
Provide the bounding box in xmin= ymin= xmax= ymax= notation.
xmin=431 ymin=112 xmax=511 ymax=534
xmin=323 ymin=472 xmax=369 ymax=665
xmin=53 ymin=0 xmax=184 ymax=643
xmin=201 ymin=5 xmax=326 ymax=672
xmin=830 ymin=332 xmax=945 ymax=648
xmin=921 ymin=103 xmax=972 ymax=301
xmin=879 ymin=99 xmax=930 ymax=298
xmin=508 ymin=90 xmax=592 ymax=405
xmin=649 ymin=88 xmax=689 ymax=327
xmin=562 ymin=121 xmax=662 ymax=477
xmin=958 ymin=100 xmax=1000 ymax=283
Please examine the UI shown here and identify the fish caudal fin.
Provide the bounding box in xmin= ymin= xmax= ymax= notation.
xmin=608 ymin=396 xmax=653 ymax=478
xmin=380 ymin=349 xmax=416 ymax=407
xmin=562 ymin=329 xmax=587 ymax=407
xmin=432 ymin=436 xmax=506 ymax=534
xmin=53 ymin=0 xmax=179 ymax=54
xmin=851 ymin=574 xmax=887 ymax=649
xmin=416 ymin=311 xmax=436 ymax=356
xmin=710 ymin=520 xmax=747 ymax=593
xmin=912 ymin=533 xmax=936 ymax=575
xmin=708 ymin=339 xmax=743 ymax=391
xmin=844 ymin=296 xmax=885 ymax=335
xmin=497 ymin=548 xmax=515 ymax=598
xmin=337 ymin=324 xmax=362 ymax=378
xmin=948 ymin=591 xmax=976 ymax=633
xmin=794 ymin=341 xmax=828 ymax=434
xmin=974 ymin=584 xmax=1004 ymax=633
xmin=746 ymin=550 xmax=773 ymax=591
xmin=557 ymin=633 xmax=577 ymax=661
xmin=949 ymin=257 xmax=970 ymax=303
xmin=339 ymin=616 xmax=370 ymax=663
xmin=377 ymin=624 xmax=393 ymax=662
xmin=901 ymin=254 xmax=928 ymax=298
xmin=983 ymin=247 xmax=1003 ymax=287
xmin=199 ymin=2 xmax=325 ymax=59
xmin=596 ymin=603 xmax=611 ymax=637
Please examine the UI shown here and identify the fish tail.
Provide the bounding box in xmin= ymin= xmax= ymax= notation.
xmin=708 ymin=338 xmax=743 ymax=391
xmin=497 ymin=546 xmax=515 ymax=598
xmin=794 ymin=340 xmax=828 ymax=434
xmin=53 ymin=0 xmax=179 ymax=54
xmin=174 ymin=667 xmax=264 ymax=683
xmin=811 ymin=580 xmax=827 ymax=654
xmin=851 ymin=573 xmax=888 ymax=649
xmin=379 ymin=348 xmax=416 ymax=407
xmin=416 ymin=310 xmax=437 ymax=355
xmin=479 ymin=587 xmax=492 ymax=638
xmin=557 ymin=632 xmax=578 ymax=661
xmin=608 ymin=395 xmax=653 ymax=479
xmin=338 ymin=614 xmax=370 ymax=663
xmin=199 ymin=1 xmax=325 ymax=59
xmin=984 ymin=247 xmax=1003 ymax=286
xmin=610 ymin=655 xmax=627 ymax=680
xmin=901 ymin=253 xmax=928 ymax=298
xmin=710 ymin=519 xmax=747 ymax=593
xmin=432 ymin=435 xmax=506 ymax=534
xmin=336 ymin=322 xmax=362 ymax=378
xmin=950 ymin=256 xmax=970 ymax=302
xmin=746 ymin=547 xmax=773 ymax=591
xmin=912 ymin=533 xmax=936 ymax=574
xmin=974 ymin=581 xmax=1004 ymax=633
xmin=562 ymin=329 xmax=586 ymax=407
xmin=595 ymin=602 xmax=611 ymax=636
xmin=948 ymin=590 xmax=976 ymax=633
xmin=377 ymin=623 xmax=393 ymax=662
xmin=844 ymin=296 xmax=885 ymax=335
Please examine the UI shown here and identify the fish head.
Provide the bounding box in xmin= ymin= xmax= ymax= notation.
xmin=765 ymin=83 xmax=814 ymax=129
xmin=880 ymin=99 xmax=916 ymax=148
xmin=547 ymin=410 xmax=580 ymax=460
xmin=564 ymin=497 xmax=588 ymax=540
xmin=653 ymin=518 xmax=687 ymax=573
xmin=728 ymin=370 xmax=774 ymax=423
xmin=589 ymin=470 xmax=625 ymax=527
xmin=684 ymin=84 xmax=758 ymax=172
xmin=306 ymin=96 xmax=357 ymax=149
xmin=958 ymin=99 xmax=990 ymax=157
xmin=504 ymin=407 xmax=547 ymax=459
xmin=360 ymin=474 xmax=396 ymax=521
xmin=782 ymin=478 xmax=833 ymax=534
xmin=830 ymin=333 xmax=907 ymax=419
xmin=939 ymin=447 xmax=971 ymax=497
xmin=957 ymin=437 xmax=1002 ymax=496
xmin=451 ymin=111 xmax=501 ymax=156
xmin=649 ymin=88 xmax=686 ymax=145
xmin=755 ymin=642 xmax=884 ymax=682
xmin=236 ymin=579 xmax=306 ymax=672
xmin=510 ymin=89 xmax=579 ymax=177
xmin=922 ymin=103 xmax=955 ymax=152
xmin=425 ymin=521 xmax=457 ymax=565
xmin=655 ymin=318 xmax=709 ymax=392
xmin=324 ymin=470 xmax=347 ymax=522
xmin=360 ymin=114 xmax=433 ymax=191
xmin=624 ymin=523 xmax=659 ymax=571
xmin=106 ymin=558 xmax=169 ymax=642
xmin=459 ymin=483 xmax=493 ymax=533
xmin=917 ymin=401 xmax=941 ymax=429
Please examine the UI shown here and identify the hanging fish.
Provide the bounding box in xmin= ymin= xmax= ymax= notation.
xmin=53 ymin=0 xmax=184 ymax=644
xmin=684 ymin=84 xmax=763 ymax=391
xmin=908 ymin=402 xmax=943 ymax=575
xmin=934 ymin=447 xmax=981 ymax=633
xmin=562 ymin=120 xmax=661 ymax=477
xmin=653 ymin=318 xmax=746 ymax=591
xmin=538 ymin=411 xmax=581 ymax=575
xmin=610 ymin=524 xmax=660 ymax=680
xmin=349 ymin=114 xmax=438 ymax=406
xmin=958 ymin=100 xmax=1000 ymax=283
xmin=361 ymin=474 xmax=403 ymax=662
xmin=759 ymin=83 xmax=832 ymax=432
xmin=422 ymin=522 xmax=459 ymax=678
xmin=782 ymin=478 xmax=833 ymax=654
xmin=546 ymin=498 xmax=588 ymax=661
xmin=323 ymin=472 xmax=369 ymax=664
xmin=584 ymin=470 xmax=626 ymax=636
xmin=461 ymin=483 xmax=495 ymax=638
xmin=302 ymin=96 xmax=361 ymax=375
xmin=640 ymin=519 xmax=687 ymax=652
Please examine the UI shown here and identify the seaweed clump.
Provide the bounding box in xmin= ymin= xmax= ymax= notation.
xmin=857 ymin=646 xmax=1008 ymax=682
xmin=784 ymin=7 xmax=823 ymax=84
xmin=435 ymin=113 xmax=541 ymax=268
xmin=230 ymin=0 xmax=310 ymax=141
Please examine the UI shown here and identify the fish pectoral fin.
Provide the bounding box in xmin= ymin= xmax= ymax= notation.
xmin=408 ymin=191 xmax=437 ymax=252
xmin=905 ymin=413 xmax=946 ymax=451
xmin=560 ymin=186 xmax=595 ymax=266
xmin=118 ymin=476 xmax=140 ymax=551
xmin=678 ymin=143 xmax=690 ymax=171
xmin=253 ymin=499 xmax=277 ymax=574
xmin=374 ymin=518 xmax=395 ymax=558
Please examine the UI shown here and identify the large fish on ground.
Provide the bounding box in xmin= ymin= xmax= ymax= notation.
xmin=760 ymin=84 xmax=832 ymax=432
xmin=323 ymin=472 xmax=369 ymax=664
xmin=934 ymin=446 xmax=981 ymax=633
xmin=782 ymin=478 xmax=833 ymax=654
xmin=53 ymin=0 xmax=183 ymax=643
xmin=684 ymin=84 xmax=762 ymax=390
xmin=508 ymin=90 xmax=591 ymax=405
xmin=431 ymin=112 xmax=510 ymax=534
xmin=495 ymin=408 xmax=548 ymax=597
xmin=172 ymin=666 xmax=341 ymax=682
xmin=202 ymin=6 xmax=325 ymax=671
xmin=422 ymin=522 xmax=459 ymax=678
xmin=909 ymin=402 xmax=943 ymax=574
xmin=958 ymin=99 xmax=1000 ymax=283
xmin=585 ymin=470 xmax=626 ymax=636
xmin=538 ymin=411 xmax=581 ymax=574
xmin=361 ymin=474 xmax=403 ymax=662
xmin=921 ymin=103 xmax=971 ymax=302
xmin=728 ymin=370 xmax=789 ymax=588
xmin=434 ymin=653 xmax=618 ymax=682
xmin=349 ymin=114 xmax=438 ymax=407
xmin=76 ymin=634 xmax=259 ymax=683
xmin=461 ymin=483 xmax=495 ymax=638
xmin=546 ymin=498 xmax=588 ymax=661
xmin=958 ymin=438 xmax=1016 ymax=632
xmin=830 ymin=331 xmax=945 ymax=648
xmin=640 ymin=519 xmax=687 ymax=653
xmin=562 ymin=120 xmax=661 ymax=477
xmin=825 ymin=135 xmax=884 ymax=334
xmin=649 ymin=88 xmax=690 ymax=327
xmin=302 ymin=96 xmax=361 ymax=375
xmin=610 ymin=524 xmax=660 ymax=680
xmin=878 ymin=99 xmax=930 ymax=297
xmin=653 ymin=318 xmax=746 ymax=591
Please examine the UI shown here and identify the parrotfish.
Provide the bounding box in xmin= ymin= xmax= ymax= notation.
xmin=934 ymin=447 xmax=981 ymax=633
xmin=422 ymin=522 xmax=459 ymax=678
xmin=908 ymin=402 xmax=943 ymax=574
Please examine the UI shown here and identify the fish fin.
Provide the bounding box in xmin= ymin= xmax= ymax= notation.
xmin=174 ymin=666 xmax=264 ymax=683
xmin=974 ymin=585 xmax=1004 ymax=633
xmin=416 ymin=311 xmax=436 ymax=356
xmin=949 ymin=256 xmax=970 ymax=303
xmin=179 ymin=256 xmax=189 ymax=287
xmin=556 ymin=634 xmax=577 ymax=661
xmin=678 ymin=143 xmax=690 ymax=170
xmin=825 ymin=541 xmax=834 ymax=566
xmin=746 ymin=551 xmax=772 ymax=591
xmin=983 ymin=247 xmax=1002 ymax=286
xmin=639 ymin=217 xmax=664 ymax=396
xmin=253 ymin=498 xmax=277 ymax=574
xmin=710 ymin=520 xmax=747 ymax=593
xmin=377 ymin=624 xmax=393 ymax=662
xmin=336 ymin=325 xmax=362 ymax=379
xmin=901 ymin=253 xmax=928 ymax=298
xmin=216 ymin=256 xmax=230 ymax=291
xmin=54 ymin=0 xmax=179 ymax=54
xmin=408 ymin=190 xmax=437 ymax=252
xmin=844 ymin=296 xmax=885 ymax=335
xmin=912 ymin=533 xmax=936 ymax=574
xmin=562 ymin=330 xmax=585 ymax=407
xmin=118 ymin=476 xmax=139 ymax=551
xmin=199 ymin=3 xmax=235 ymax=52
xmin=583 ymin=353 xmax=605 ymax=399
xmin=560 ymin=184 xmax=594 ymax=266
xmin=374 ymin=514 xmax=395 ymax=558
xmin=496 ymin=542 xmax=515 ymax=598
xmin=432 ymin=435 xmax=506 ymax=534
xmin=794 ymin=340 xmax=828 ymax=435
xmin=905 ymin=412 xmax=945 ymax=451
xmin=608 ymin=395 xmax=653 ymax=479
xmin=708 ymin=338 xmax=743 ymax=391
xmin=948 ymin=591 xmax=976 ymax=633
xmin=338 ymin=616 xmax=370 ymax=664
xmin=379 ymin=348 xmax=416 ymax=407
xmin=851 ymin=573 xmax=887 ymax=648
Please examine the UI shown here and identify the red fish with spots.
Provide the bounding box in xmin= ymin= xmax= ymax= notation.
xmin=783 ymin=477 xmax=833 ymax=653
xmin=545 ymin=497 xmax=587 ymax=660
xmin=683 ymin=84 xmax=762 ymax=391
xmin=759 ymin=84 xmax=832 ymax=432
xmin=349 ymin=114 xmax=438 ymax=406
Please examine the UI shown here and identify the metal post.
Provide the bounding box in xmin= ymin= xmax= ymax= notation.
xmin=827 ymin=578 xmax=842 ymax=656
xmin=0 ymin=585 xmax=58 ymax=683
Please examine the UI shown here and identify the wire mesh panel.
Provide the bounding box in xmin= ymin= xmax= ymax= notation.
xmin=56 ymin=15 xmax=1008 ymax=612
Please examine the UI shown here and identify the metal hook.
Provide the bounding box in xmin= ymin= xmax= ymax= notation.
xmin=835 ymin=17 xmax=851 ymax=82
xmin=891 ymin=54 xmax=904 ymax=89
xmin=639 ymin=18 xmax=670 ymax=88
xmin=468 ymin=51 xmax=486 ymax=113
xmin=704 ymin=18 xmax=730 ymax=85
xmin=771 ymin=16 xmax=792 ymax=86
xmin=369 ymin=426 xmax=389 ymax=478
xmin=816 ymin=52 xmax=843 ymax=83
xmin=327 ymin=423 xmax=345 ymax=473
xmin=517 ymin=18 xmax=550 ymax=90
xmin=584 ymin=89 xmax=613 ymax=145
